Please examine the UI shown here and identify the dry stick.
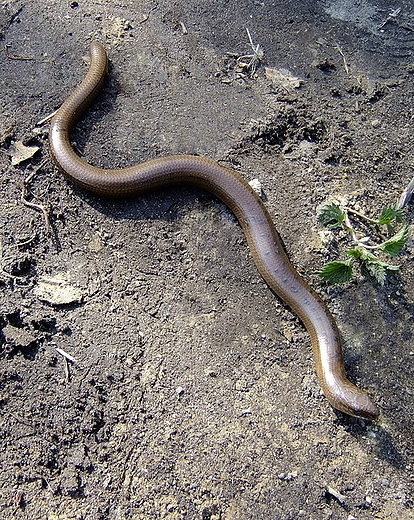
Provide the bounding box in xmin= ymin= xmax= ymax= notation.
xmin=1 ymin=43 xmax=49 ymax=63
xmin=237 ymin=28 xmax=264 ymax=73
xmin=36 ymin=109 xmax=58 ymax=127
xmin=21 ymin=159 xmax=51 ymax=229
xmin=35 ymin=474 xmax=54 ymax=494
xmin=344 ymin=209 xmax=381 ymax=250
xmin=343 ymin=211 xmax=359 ymax=243
xmin=334 ymin=45 xmax=349 ymax=75
xmin=21 ymin=159 xmax=61 ymax=251
xmin=326 ymin=485 xmax=347 ymax=504
xmin=1 ymin=44 xmax=34 ymax=61
xmin=63 ymin=357 xmax=70 ymax=380
xmin=138 ymin=4 xmax=158 ymax=24
xmin=397 ymin=175 xmax=414 ymax=209
xmin=55 ymin=347 xmax=77 ymax=381
xmin=377 ymin=7 xmax=401 ymax=30
xmin=21 ymin=197 xmax=51 ymax=231
xmin=5 ymin=410 xmax=58 ymax=446
xmin=15 ymin=230 xmax=38 ymax=248
xmin=179 ymin=21 xmax=188 ymax=34
xmin=1 ymin=268 xmax=28 ymax=281
xmin=55 ymin=347 xmax=77 ymax=364
xmin=347 ymin=207 xmax=379 ymax=224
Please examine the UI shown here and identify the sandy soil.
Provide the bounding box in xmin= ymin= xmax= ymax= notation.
xmin=0 ymin=0 xmax=413 ymax=519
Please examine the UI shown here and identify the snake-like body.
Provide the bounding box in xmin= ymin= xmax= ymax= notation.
xmin=49 ymin=42 xmax=379 ymax=419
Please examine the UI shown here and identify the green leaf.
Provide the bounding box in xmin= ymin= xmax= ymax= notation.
xmin=362 ymin=261 xmax=387 ymax=285
xmin=347 ymin=248 xmax=377 ymax=262
xmin=378 ymin=204 xmax=405 ymax=225
xmin=361 ymin=258 xmax=400 ymax=285
xmin=317 ymin=260 xmax=353 ymax=283
xmin=318 ymin=204 xmax=346 ymax=229
xmin=377 ymin=224 xmax=409 ymax=257
xmin=346 ymin=248 xmax=365 ymax=259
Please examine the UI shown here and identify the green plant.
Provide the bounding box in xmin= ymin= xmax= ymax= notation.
xmin=317 ymin=203 xmax=408 ymax=285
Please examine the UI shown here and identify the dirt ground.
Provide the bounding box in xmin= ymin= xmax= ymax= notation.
xmin=0 ymin=0 xmax=413 ymax=519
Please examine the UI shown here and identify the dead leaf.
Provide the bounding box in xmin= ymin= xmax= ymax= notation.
xmin=10 ymin=141 xmax=39 ymax=165
xmin=34 ymin=273 xmax=84 ymax=305
xmin=264 ymin=67 xmax=304 ymax=89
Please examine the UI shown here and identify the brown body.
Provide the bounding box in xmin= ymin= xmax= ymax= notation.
xmin=49 ymin=42 xmax=379 ymax=419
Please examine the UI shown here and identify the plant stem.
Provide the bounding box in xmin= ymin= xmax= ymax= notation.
xmin=343 ymin=211 xmax=358 ymax=242
xmin=344 ymin=209 xmax=380 ymax=250
xmin=347 ymin=207 xmax=378 ymax=224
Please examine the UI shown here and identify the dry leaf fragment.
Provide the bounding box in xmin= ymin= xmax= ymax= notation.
xmin=264 ymin=67 xmax=304 ymax=89
xmin=34 ymin=273 xmax=84 ymax=305
xmin=10 ymin=141 xmax=39 ymax=165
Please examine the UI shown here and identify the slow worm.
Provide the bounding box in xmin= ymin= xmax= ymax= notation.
xmin=49 ymin=42 xmax=379 ymax=419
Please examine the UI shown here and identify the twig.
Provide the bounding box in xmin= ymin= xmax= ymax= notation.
xmin=347 ymin=207 xmax=379 ymax=224
xmin=35 ymin=474 xmax=54 ymax=494
xmin=179 ymin=21 xmax=188 ymax=34
xmin=1 ymin=43 xmax=49 ymax=62
xmin=377 ymin=7 xmax=401 ymax=30
xmin=4 ymin=410 xmax=59 ymax=446
xmin=397 ymin=175 xmax=414 ymax=209
xmin=342 ymin=205 xmax=406 ymax=251
xmin=138 ymin=4 xmax=158 ymax=23
xmin=344 ymin=209 xmax=384 ymax=249
xmin=326 ymin=485 xmax=347 ymax=504
xmin=15 ymin=230 xmax=38 ymax=248
xmin=56 ymin=347 xmax=77 ymax=382
xmin=21 ymin=160 xmax=52 ymax=232
xmin=21 ymin=198 xmax=51 ymax=230
xmin=21 ymin=160 xmax=61 ymax=250
xmin=340 ymin=208 xmax=381 ymax=250
xmin=55 ymin=347 xmax=77 ymax=364
xmin=36 ymin=109 xmax=58 ymax=127
xmin=334 ymin=45 xmax=349 ymax=75
xmin=1 ymin=43 xmax=34 ymax=61
xmin=237 ymin=28 xmax=264 ymax=73
xmin=343 ymin=211 xmax=358 ymax=243
xmin=1 ymin=268 xmax=27 ymax=280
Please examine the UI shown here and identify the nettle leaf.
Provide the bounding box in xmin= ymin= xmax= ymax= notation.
xmin=378 ymin=224 xmax=409 ymax=257
xmin=318 ymin=204 xmax=346 ymax=229
xmin=361 ymin=258 xmax=400 ymax=285
xmin=346 ymin=248 xmax=365 ymax=259
xmin=347 ymin=248 xmax=377 ymax=262
xmin=317 ymin=260 xmax=353 ymax=283
xmin=362 ymin=261 xmax=387 ymax=285
xmin=316 ymin=201 xmax=407 ymax=285
xmin=378 ymin=204 xmax=405 ymax=226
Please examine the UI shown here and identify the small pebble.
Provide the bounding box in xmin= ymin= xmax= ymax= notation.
xmin=248 ymin=178 xmax=263 ymax=196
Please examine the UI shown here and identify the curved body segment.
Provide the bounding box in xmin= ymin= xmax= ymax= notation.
xmin=49 ymin=42 xmax=379 ymax=419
